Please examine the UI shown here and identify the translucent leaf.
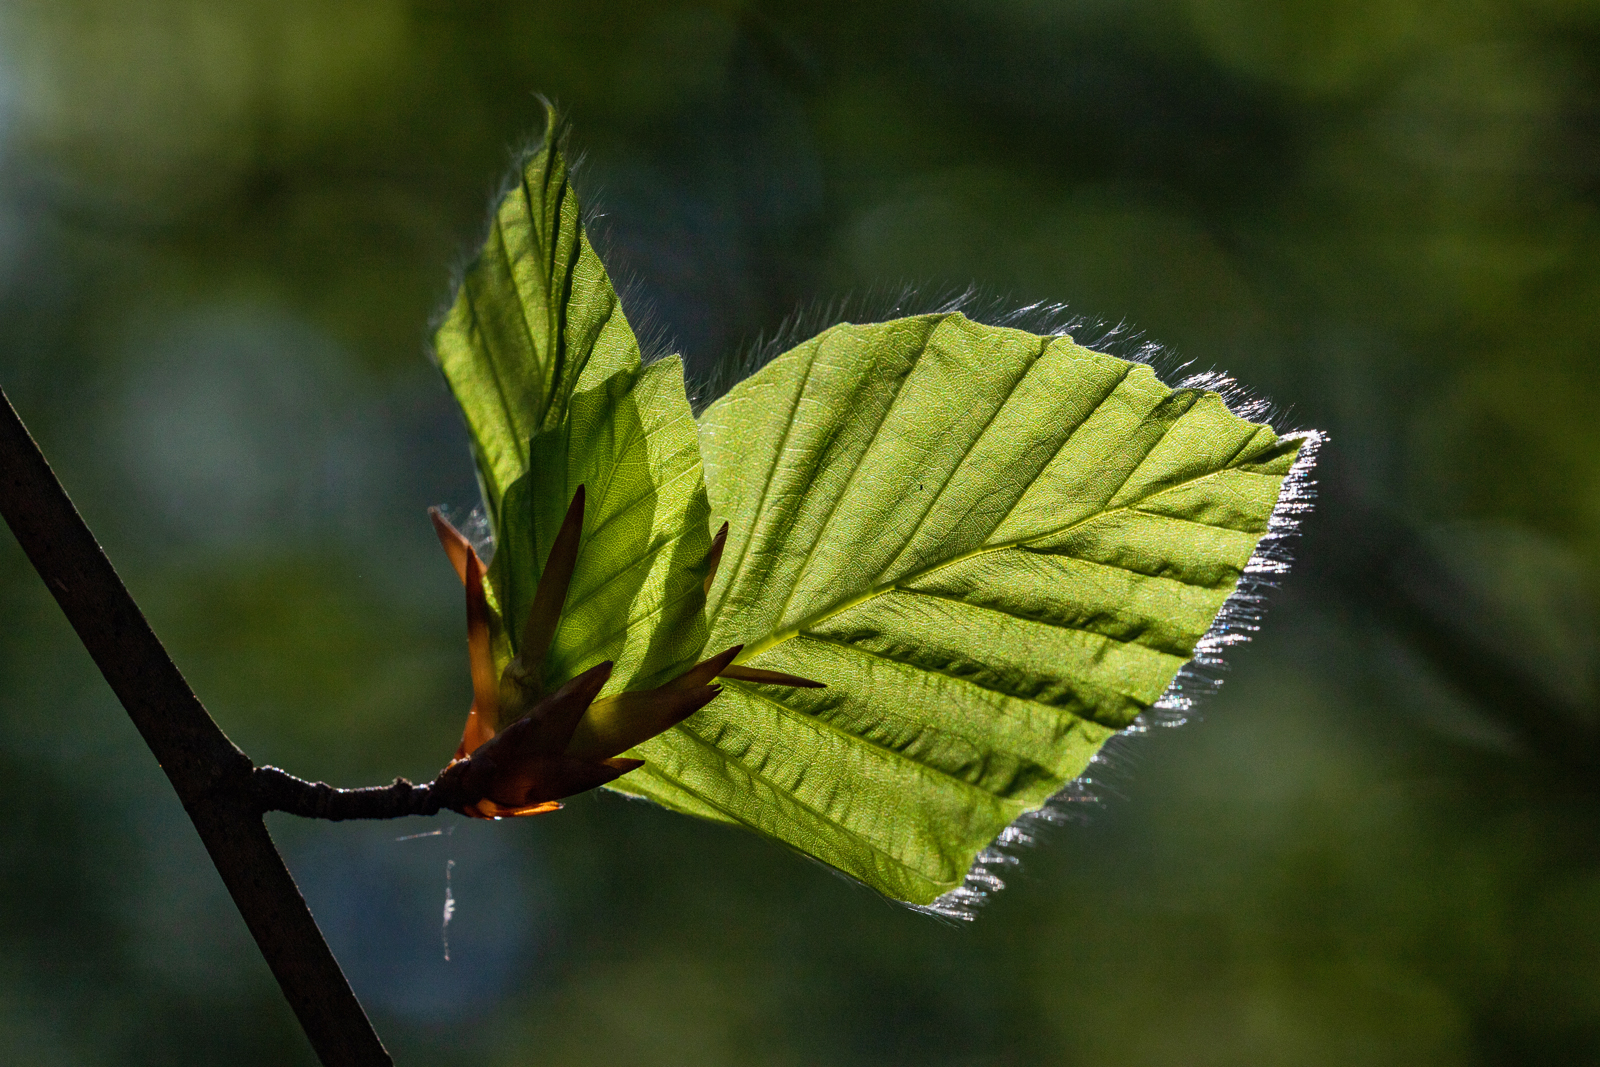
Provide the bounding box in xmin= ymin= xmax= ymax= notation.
xmin=617 ymin=313 xmax=1316 ymax=907
xmin=491 ymin=358 xmax=713 ymax=693
xmin=434 ymin=119 xmax=712 ymax=696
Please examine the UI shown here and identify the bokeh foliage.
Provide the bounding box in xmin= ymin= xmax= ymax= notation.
xmin=0 ymin=0 xmax=1597 ymax=1064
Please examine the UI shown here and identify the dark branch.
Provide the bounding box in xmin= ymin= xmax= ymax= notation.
xmin=0 ymin=388 xmax=393 ymax=1067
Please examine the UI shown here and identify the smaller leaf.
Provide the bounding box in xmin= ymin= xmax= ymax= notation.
xmin=430 ymin=119 xmax=726 ymax=819
xmin=434 ymin=109 xmax=638 ymax=533
xmin=433 ymin=116 xmax=716 ymax=702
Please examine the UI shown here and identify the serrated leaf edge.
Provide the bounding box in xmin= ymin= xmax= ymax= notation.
xmin=916 ymin=424 xmax=1326 ymax=920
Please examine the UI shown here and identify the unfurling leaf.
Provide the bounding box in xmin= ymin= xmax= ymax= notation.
xmin=429 ymin=114 xmax=728 ymax=817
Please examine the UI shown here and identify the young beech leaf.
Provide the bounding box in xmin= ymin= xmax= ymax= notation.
xmin=608 ymin=314 xmax=1319 ymax=907
xmin=430 ymin=117 xmax=721 ymax=810
xmin=431 ymin=117 xmax=1321 ymax=908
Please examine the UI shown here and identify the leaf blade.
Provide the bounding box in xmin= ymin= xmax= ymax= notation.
xmin=434 ymin=114 xmax=639 ymax=532
xmin=435 ymin=121 xmax=714 ymax=702
xmin=620 ymin=312 xmax=1312 ymax=905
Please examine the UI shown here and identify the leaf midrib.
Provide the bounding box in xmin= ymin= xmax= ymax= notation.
xmin=720 ymin=326 xmax=1163 ymax=663
xmin=735 ymin=462 xmax=1253 ymax=663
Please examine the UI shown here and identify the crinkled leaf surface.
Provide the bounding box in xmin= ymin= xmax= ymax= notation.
xmin=617 ymin=313 xmax=1310 ymax=905
xmin=434 ymin=125 xmax=711 ymax=697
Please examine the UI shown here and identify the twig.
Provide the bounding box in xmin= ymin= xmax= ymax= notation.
xmin=256 ymin=767 xmax=447 ymax=820
xmin=0 ymin=388 xmax=394 ymax=1067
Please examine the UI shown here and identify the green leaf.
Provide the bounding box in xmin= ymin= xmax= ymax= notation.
xmin=434 ymin=119 xmax=712 ymax=695
xmin=434 ymin=112 xmax=639 ymax=540
xmin=490 ymin=357 xmax=712 ymax=693
xmin=616 ymin=312 xmax=1314 ymax=906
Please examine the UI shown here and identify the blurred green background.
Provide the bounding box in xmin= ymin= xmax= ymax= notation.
xmin=1 ymin=0 xmax=1598 ymax=1064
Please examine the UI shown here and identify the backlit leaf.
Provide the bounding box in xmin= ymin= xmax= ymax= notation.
xmin=615 ymin=313 xmax=1316 ymax=907
xmin=434 ymin=117 xmax=712 ymax=699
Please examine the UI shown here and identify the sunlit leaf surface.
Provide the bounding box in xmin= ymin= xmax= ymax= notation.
xmin=434 ymin=122 xmax=712 ymax=697
xmin=618 ymin=313 xmax=1310 ymax=905
xmin=431 ymin=121 xmax=1312 ymax=906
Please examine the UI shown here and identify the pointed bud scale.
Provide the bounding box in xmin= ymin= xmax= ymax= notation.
xmin=563 ymin=644 xmax=742 ymax=760
xmin=463 ymin=551 xmax=502 ymax=738
xmin=491 ymin=660 xmax=613 ymax=764
xmin=518 ymin=486 xmax=586 ymax=696
xmin=469 ymin=798 xmax=563 ymax=820
xmin=666 ymin=644 xmax=742 ymax=691
xmin=455 ymin=704 xmax=496 ymax=762
xmin=483 ymin=754 xmax=637 ymax=809
xmin=428 ymin=507 xmax=481 ymax=587
xmin=429 ymin=495 xmax=759 ymax=818
xmin=437 ymin=661 xmax=629 ymax=818
xmin=716 ymin=664 xmax=826 ymax=689
xmin=704 ymin=521 xmax=729 ymax=596
xmin=567 ymin=685 xmax=723 ymax=762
